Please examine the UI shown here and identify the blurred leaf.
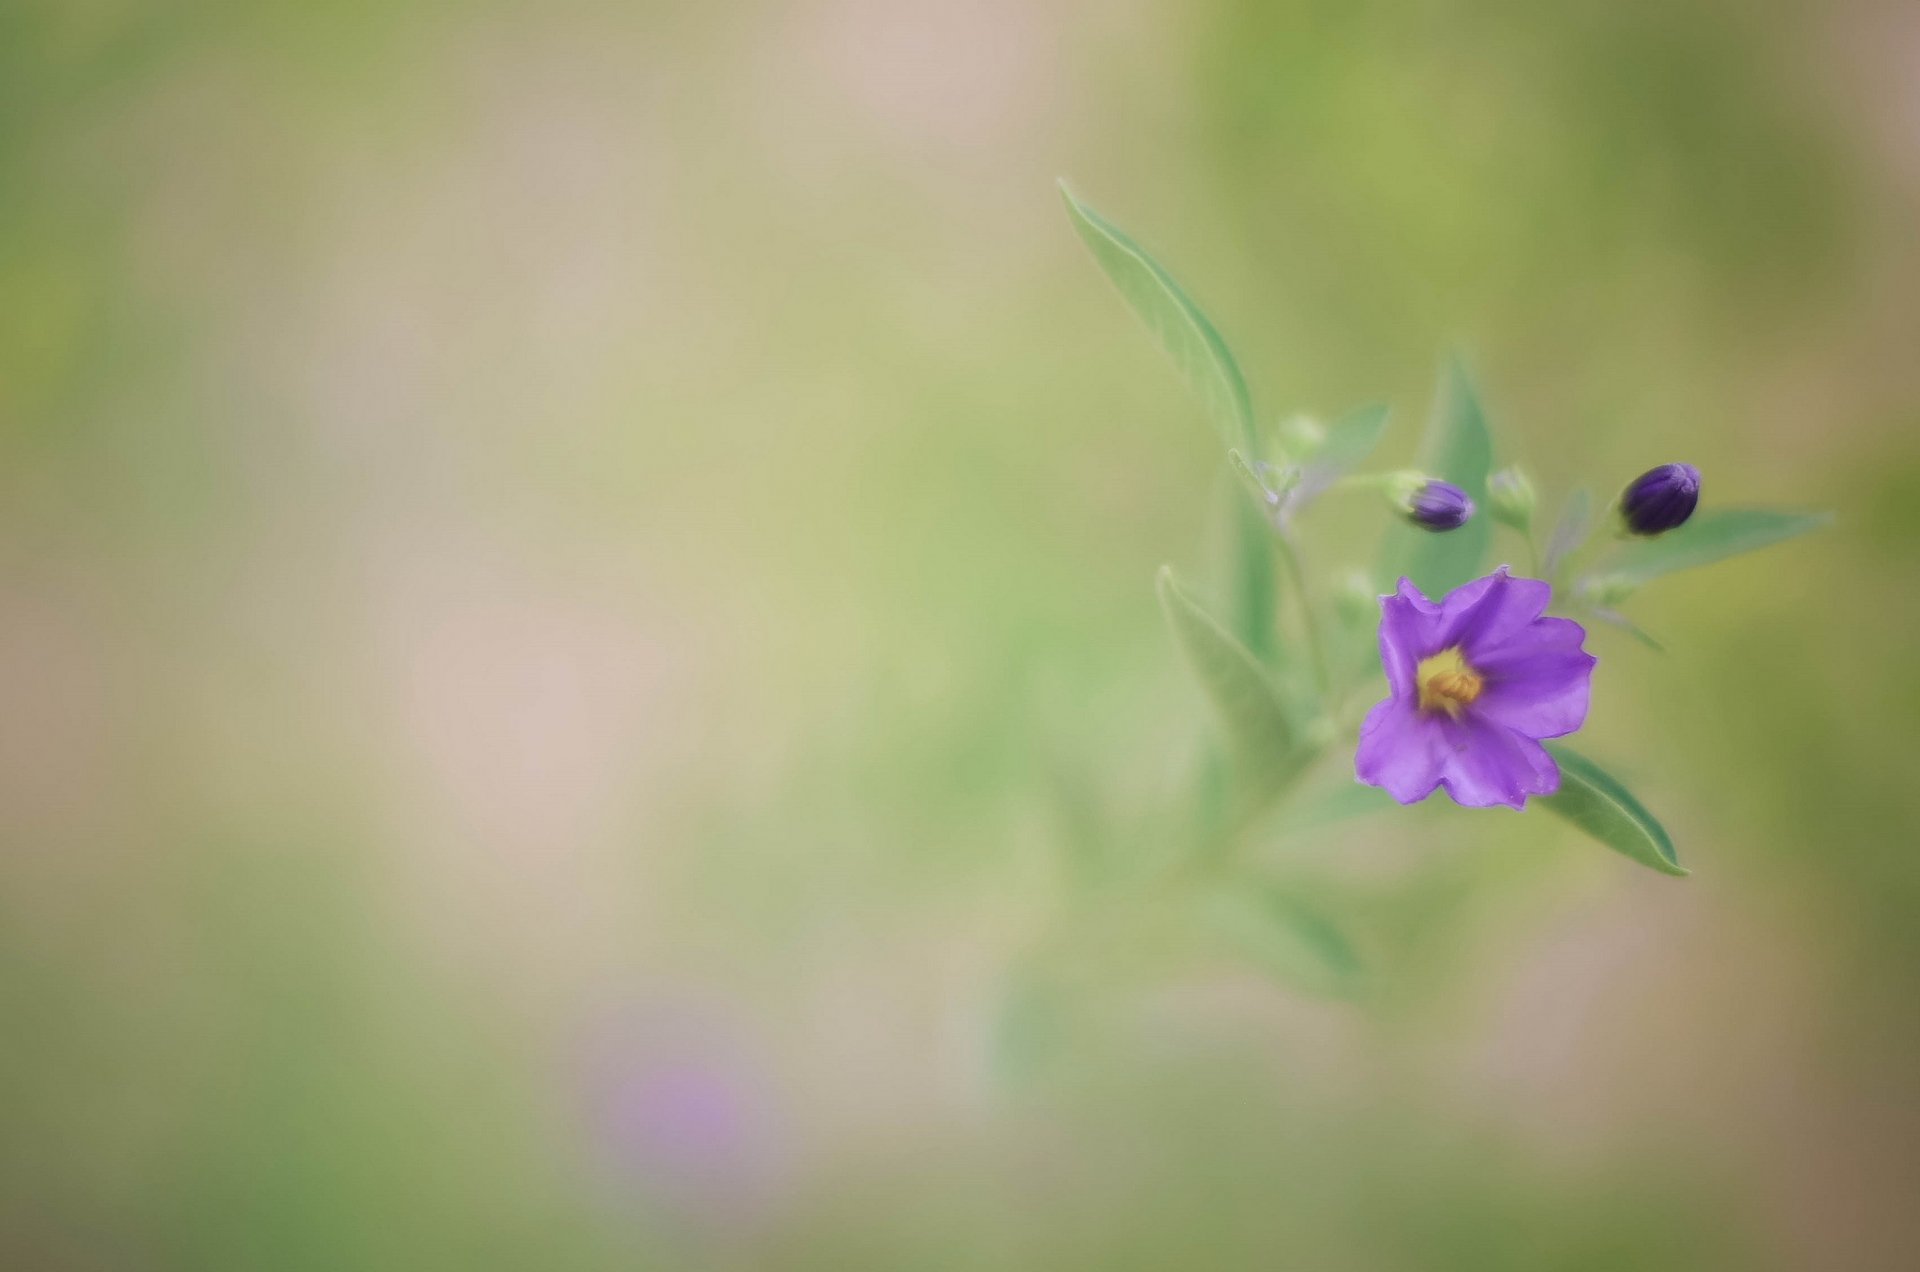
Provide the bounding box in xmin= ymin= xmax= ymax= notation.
xmin=990 ymin=964 xmax=1072 ymax=1089
xmin=1060 ymin=181 xmax=1253 ymax=448
xmin=1232 ymin=492 xmax=1279 ymax=664
xmin=1589 ymin=605 xmax=1666 ymax=652
xmin=1278 ymin=776 xmax=1400 ymax=833
xmin=1198 ymin=884 xmax=1362 ymax=999
xmin=1543 ymin=487 xmax=1593 ymax=579
xmin=1294 ymin=402 xmax=1391 ymax=504
xmin=1226 ymin=446 xmax=1267 ymax=494
xmin=1193 ymin=742 xmax=1234 ymax=846
xmin=1157 ymin=567 xmax=1299 ymax=780
xmin=1047 ymin=759 xmax=1116 ymax=885
xmin=1598 ymin=507 xmax=1833 ymax=587
xmin=1540 ymin=744 xmax=1687 ymax=877
xmin=1059 ymin=184 xmax=1279 ymax=658
xmin=1218 ymin=454 xmax=1285 ymax=663
xmin=1379 ymin=355 xmax=1494 ymax=596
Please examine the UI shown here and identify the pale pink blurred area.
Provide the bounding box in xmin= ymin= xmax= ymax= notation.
xmin=0 ymin=580 xmax=115 ymax=847
xmin=4 ymin=0 xmax=1920 ymax=1266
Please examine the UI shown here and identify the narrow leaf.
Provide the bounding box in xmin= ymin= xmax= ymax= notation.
xmin=1198 ymin=885 xmax=1363 ymax=999
xmin=1060 ymin=181 xmax=1254 ymax=447
xmin=1543 ymin=488 xmax=1592 ymax=578
xmin=1598 ymin=508 xmax=1832 ymax=588
xmin=1157 ymin=566 xmax=1297 ymax=775
xmin=1231 ymin=488 xmax=1279 ymax=664
xmin=1590 ymin=606 xmax=1665 ymax=652
xmin=1540 ymin=744 xmax=1687 ymax=877
xmin=1378 ymin=355 xmax=1494 ymax=596
xmin=1295 ymin=402 xmax=1391 ymax=504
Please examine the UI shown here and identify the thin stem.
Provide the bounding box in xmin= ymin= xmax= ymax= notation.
xmin=1326 ymin=472 xmax=1396 ymax=496
xmin=1551 ymin=527 xmax=1608 ymax=591
xmin=1496 ymin=521 xmax=1542 ymax=578
xmin=1272 ymin=529 xmax=1331 ymax=698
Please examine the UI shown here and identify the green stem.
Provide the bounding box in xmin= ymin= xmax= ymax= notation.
xmin=1551 ymin=527 xmax=1608 ymax=591
xmin=1272 ymin=530 xmax=1331 ymax=698
xmin=1519 ymin=527 xmax=1541 ymax=577
xmin=1326 ymin=472 xmax=1398 ymax=496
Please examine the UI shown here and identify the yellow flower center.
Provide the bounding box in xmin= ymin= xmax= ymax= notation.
xmin=1416 ymin=646 xmax=1484 ymax=717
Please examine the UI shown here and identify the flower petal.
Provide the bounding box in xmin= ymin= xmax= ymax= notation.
xmin=1355 ymin=696 xmax=1448 ymax=804
xmin=1437 ymin=566 xmax=1554 ymax=659
xmin=1472 ymin=617 xmax=1596 ymax=739
xmin=1474 ymin=649 xmax=1597 ymax=737
xmin=1378 ymin=578 xmax=1442 ymax=697
xmin=1475 ymin=613 xmax=1589 ymax=664
xmin=1435 ymin=714 xmax=1562 ymax=809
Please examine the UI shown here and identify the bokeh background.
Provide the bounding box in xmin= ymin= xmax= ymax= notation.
xmin=4 ymin=0 xmax=1919 ymax=1267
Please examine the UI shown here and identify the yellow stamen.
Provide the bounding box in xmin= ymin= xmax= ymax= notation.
xmin=1416 ymin=646 xmax=1484 ymax=717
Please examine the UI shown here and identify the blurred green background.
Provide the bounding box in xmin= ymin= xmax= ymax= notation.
xmin=4 ymin=0 xmax=1918 ymax=1267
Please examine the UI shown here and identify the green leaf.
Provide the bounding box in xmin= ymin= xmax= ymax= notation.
xmin=1277 ymin=777 xmax=1400 ymax=833
xmin=1597 ymin=508 xmax=1832 ymax=588
xmin=1295 ymin=402 xmax=1390 ymax=503
xmin=1540 ymin=744 xmax=1687 ymax=877
xmin=1220 ymin=453 xmax=1285 ymax=663
xmin=1589 ymin=605 xmax=1666 ymax=652
xmin=1198 ymin=884 xmax=1362 ymax=999
xmin=1231 ymin=491 xmax=1278 ymax=664
xmin=1379 ymin=355 xmax=1494 ymax=597
xmin=1061 ymin=185 xmax=1277 ymax=658
xmin=1060 ymin=181 xmax=1254 ymax=448
xmin=1157 ymin=566 xmax=1298 ymax=777
xmin=1543 ymin=487 xmax=1592 ymax=579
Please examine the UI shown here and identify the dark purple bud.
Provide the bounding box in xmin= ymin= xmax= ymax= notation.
xmin=1398 ymin=478 xmax=1474 ymax=532
xmin=1619 ymin=463 xmax=1701 ymax=536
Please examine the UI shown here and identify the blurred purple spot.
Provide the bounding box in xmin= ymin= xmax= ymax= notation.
xmin=608 ymin=1060 xmax=751 ymax=1175
xmin=583 ymin=1003 xmax=785 ymax=1226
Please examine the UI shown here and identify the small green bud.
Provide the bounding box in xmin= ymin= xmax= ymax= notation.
xmin=1334 ymin=569 xmax=1380 ymax=629
xmin=1382 ymin=470 xmax=1427 ymax=508
xmin=1487 ymin=465 xmax=1536 ymax=531
xmin=1276 ymin=413 xmax=1326 ymax=460
xmin=1581 ymin=574 xmax=1638 ymax=606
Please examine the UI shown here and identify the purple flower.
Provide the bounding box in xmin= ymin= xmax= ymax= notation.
xmin=1399 ymin=479 xmax=1475 ymax=532
xmin=1355 ymin=567 xmax=1595 ymax=810
xmin=1619 ymin=463 xmax=1701 ymax=536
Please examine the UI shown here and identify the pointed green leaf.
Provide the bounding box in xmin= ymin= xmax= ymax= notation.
xmin=1157 ymin=566 xmax=1297 ymax=775
xmin=1598 ymin=508 xmax=1832 ymax=588
xmin=1543 ymin=487 xmax=1592 ymax=579
xmin=1198 ymin=884 xmax=1362 ymax=999
xmin=1061 ymin=181 xmax=1254 ymax=448
xmin=1296 ymin=402 xmax=1391 ymax=501
xmin=1540 ymin=744 xmax=1687 ymax=877
xmin=1379 ymin=355 xmax=1493 ymax=596
xmin=1061 ymin=186 xmax=1275 ymax=657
